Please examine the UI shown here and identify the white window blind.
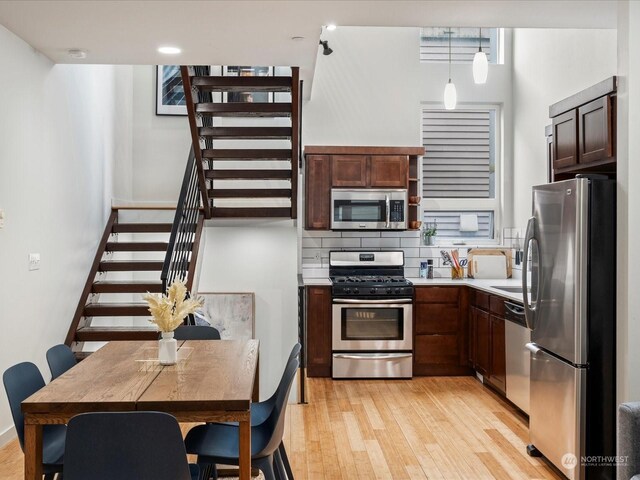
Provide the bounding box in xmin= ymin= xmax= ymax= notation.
xmin=424 ymin=211 xmax=494 ymax=239
xmin=420 ymin=28 xmax=499 ymax=63
xmin=422 ymin=109 xmax=495 ymax=199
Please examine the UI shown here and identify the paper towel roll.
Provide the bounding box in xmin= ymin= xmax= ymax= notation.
xmin=459 ymin=214 xmax=479 ymax=232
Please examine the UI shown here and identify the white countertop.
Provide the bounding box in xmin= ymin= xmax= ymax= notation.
xmin=302 ymin=277 xmax=527 ymax=303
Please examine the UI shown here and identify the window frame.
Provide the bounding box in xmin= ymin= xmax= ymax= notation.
xmin=420 ymin=102 xmax=502 ymax=244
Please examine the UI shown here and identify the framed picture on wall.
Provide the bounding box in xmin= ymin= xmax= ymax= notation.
xmin=156 ymin=65 xmax=187 ymax=115
xmin=222 ymin=66 xmax=273 ymax=103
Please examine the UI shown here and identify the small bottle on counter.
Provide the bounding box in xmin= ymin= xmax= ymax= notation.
xmin=427 ymin=259 xmax=434 ymax=279
xmin=419 ymin=261 xmax=428 ymax=278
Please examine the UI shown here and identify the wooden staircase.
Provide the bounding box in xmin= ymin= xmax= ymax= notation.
xmin=181 ymin=66 xmax=301 ymax=219
xmin=64 ymin=208 xmax=204 ymax=351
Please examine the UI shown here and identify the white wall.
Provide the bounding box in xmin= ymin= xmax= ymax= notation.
xmin=131 ymin=66 xmax=191 ymax=202
xmin=197 ymin=224 xmax=298 ymax=400
xmin=0 ymin=25 xmax=129 ymax=443
xmin=511 ymin=28 xmax=617 ymax=226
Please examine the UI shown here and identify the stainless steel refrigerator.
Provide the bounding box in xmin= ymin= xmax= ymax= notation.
xmin=522 ymin=176 xmax=615 ymax=480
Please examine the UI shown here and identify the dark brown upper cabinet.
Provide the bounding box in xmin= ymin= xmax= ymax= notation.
xmin=579 ymin=95 xmax=614 ymax=164
xmin=548 ymin=76 xmax=616 ymax=181
xmin=552 ymin=109 xmax=578 ymax=169
xmin=331 ymin=155 xmax=369 ymax=187
xmin=305 ymin=155 xmax=331 ymax=230
xmin=370 ymin=155 xmax=409 ymax=188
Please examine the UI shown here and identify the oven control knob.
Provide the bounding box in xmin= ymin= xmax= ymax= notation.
xmin=386 ymin=288 xmax=392 ymax=294
xmin=344 ymin=288 xmax=351 ymax=294
xmin=395 ymin=288 xmax=401 ymax=294
xmin=353 ymin=288 xmax=359 ymax=294
xmin=370 ymin=288 xmax=376 ymax=294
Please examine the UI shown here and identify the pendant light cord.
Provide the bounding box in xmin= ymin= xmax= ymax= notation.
xmin=448 ymin=28 xmax=452 ymax=82
xmin=479 ymin=27 xmax=483 ymax=53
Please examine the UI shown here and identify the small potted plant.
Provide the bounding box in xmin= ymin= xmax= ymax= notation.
xmin=422 ymin=221 xmax=438 ymax=246
xmin=143 ymin=278 xmax=202 ymax=365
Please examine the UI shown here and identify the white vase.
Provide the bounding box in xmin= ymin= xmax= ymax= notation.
xmin=158 ymin=331 xmax=177 ymax=365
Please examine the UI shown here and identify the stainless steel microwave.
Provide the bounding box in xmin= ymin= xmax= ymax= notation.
xmin=330 ymin=189 xmax=408 ymax=230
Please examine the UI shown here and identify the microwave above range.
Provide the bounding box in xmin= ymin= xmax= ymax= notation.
xmin=331 ymin=189 xmax=407 ymax=230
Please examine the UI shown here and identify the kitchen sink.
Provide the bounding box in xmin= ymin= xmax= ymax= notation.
xmin=490 ymin=286 xmax=530 ymax=294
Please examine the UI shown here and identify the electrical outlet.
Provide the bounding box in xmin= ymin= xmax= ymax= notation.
xmin=28 ymin=253 xmax=40 ymax=271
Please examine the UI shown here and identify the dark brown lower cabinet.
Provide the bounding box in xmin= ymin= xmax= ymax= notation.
xmin=305 ymin=286 xmax=332 ymax=377
xmin=472 ymin=307 xmax=491 ymax=377
xmin=468 ymin=294 xmax=507 ymax=395
xmin=489 ymin=315 xmax=506 ymax=394
xmin=414 ymin=287 xmax=471 ymax=376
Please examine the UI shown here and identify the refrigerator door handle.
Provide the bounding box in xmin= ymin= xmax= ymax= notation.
xmin=525 ymin=342 xmax=541 ymax=355
xmin=522 ymin=216 xmax=541 ymax=330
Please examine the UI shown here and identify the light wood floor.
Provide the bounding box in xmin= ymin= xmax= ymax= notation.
xmin=0 ymin=377 xmax=561 ymax=480
xmin=283 ymin=377 xmax=562 ymax=480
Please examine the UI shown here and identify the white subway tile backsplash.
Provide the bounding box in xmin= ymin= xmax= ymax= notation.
xmin=341 ymin=231 xmax=381 ymax=238
xmin=301 ymin=248 xmax=330 ymax=259
xmin=419 ymin=247 xmax=440 ymax=257
xmin=361 ymin=238 xmax=400 ymax=248
xmin=400 ymin=237 xmax=422 ymax=248
xmin=302 ymin=237 xmax=322 ymax=248
xmin=380 ymin=231 xmax=421 ymax=238
xmin=302 ymin=230 xmax=341 ymax=238
xmin=303 ymin=267 xmax=330 ymax=278
xmin=321 ymin=238 xmax=361 ymax=248
xmin=401 ymin=248 xmax=420 ymax=259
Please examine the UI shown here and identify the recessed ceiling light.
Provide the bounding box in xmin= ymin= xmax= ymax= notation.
xmin=326 ymin=24 xmax=337 ymax=31
xmin=291 ymin=36 xmax=305 ymax=41
xmin=158 ymin=46 xmax=181 ymax=55
xmin=67 ymin=48 xmax=87 ymax=59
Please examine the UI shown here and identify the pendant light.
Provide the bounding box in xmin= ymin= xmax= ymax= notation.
xmin=473 ymin=27 xmax=488 ymax=84
xmin=444 ymin=29 xmax=457 ymax=110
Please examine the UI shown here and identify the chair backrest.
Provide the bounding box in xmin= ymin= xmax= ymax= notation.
xmin=255 ymin=343 xmax=300 ymax=456
xmin=2 ymin=362 xmax=45 ymax=450
xmin=64 ymin=411 xmax=193 ymax=480
xmin=264 ymin=343 xmax=301 ymax=406
xmin=46 ymin=344 xmax=77 ymax=380
xmin=172 ymin=325 xmax=221 ymax=340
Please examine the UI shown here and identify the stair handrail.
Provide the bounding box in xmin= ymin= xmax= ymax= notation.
xmin=290 ymin=67 xmax=300 ymax=220
xmin=161 ymin=146 xmax=204 ymax=294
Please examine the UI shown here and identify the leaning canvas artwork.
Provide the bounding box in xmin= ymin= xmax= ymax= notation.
xmin=197 ymin=293 xmax=255 ymax=340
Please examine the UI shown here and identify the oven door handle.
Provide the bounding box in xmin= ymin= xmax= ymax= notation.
xmin=333 ymin=298 xmax=413 ymax=304
xmin=333 ymin=353 xmax=413 ymax=360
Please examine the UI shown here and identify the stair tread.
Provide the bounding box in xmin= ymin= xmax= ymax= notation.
xmin=191 ymin=76 xmax=292 ymax=92
xmin=196 ymin=103 xmax=291 ymax=117
xmin=211 ymin=207 xmax=292 ymax=218
xmin=198 ymin=127 xmax=291 ymax=139
xmin=112 ymin=223 xmax=173 ymax=233
xmin=75 ymin=326 xmax=159 ymax=342
xmin=105 ymin=242 xmax=169 ymax=251
xmin=92 ymin=281 xmax=163 ymax=293
xmin=99 ymin=260 xmax=164 ymax=271
xmin=205 ymin=169 xmax=292 ymax=180
xmin=208 ymin=188 xmax=292 ymax=198
xmin=83 ymin=302 xmax=149 ymax=317
xmin=202 ymin=149 xmax=292 ymax=160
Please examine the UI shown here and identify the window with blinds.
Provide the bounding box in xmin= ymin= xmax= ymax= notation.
xmin=420 ymin=28 xmax=499 ymax=63
xmin=422 ymin=108 xmax=496 ymax=199
xmin=424 ymin=211 xmax=494 ymax=239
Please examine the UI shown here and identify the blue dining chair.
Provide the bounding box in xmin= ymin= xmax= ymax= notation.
xmin=2 ymin=362 xmax=65 ymax=480
xmin=46 ymin=344 xmax=77 ymax=380
xmin=185 ymin=344 xmax=300 ymax=480
xmin=64 ymin=411 xmax=199 ymax=480
xmin=172 ymin=325 xmax=221 ymax=340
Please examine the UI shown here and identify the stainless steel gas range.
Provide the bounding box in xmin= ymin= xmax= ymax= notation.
xmin=330 ymin=251 xmax=414 ymax=379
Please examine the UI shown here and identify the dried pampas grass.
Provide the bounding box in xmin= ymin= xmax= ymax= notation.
xmin=143 ymin=278 xmax=203 ymax=332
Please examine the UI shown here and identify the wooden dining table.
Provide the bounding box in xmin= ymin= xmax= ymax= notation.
xmin=21 ymin=339 xmax=259 ymax=480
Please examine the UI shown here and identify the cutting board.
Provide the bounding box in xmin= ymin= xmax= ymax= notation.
xmin=467 ymin=249 xmax=512 ymax=279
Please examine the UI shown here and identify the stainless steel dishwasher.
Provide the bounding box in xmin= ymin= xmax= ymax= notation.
xmin=504 ymin=300 xmax=530 ymax=414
